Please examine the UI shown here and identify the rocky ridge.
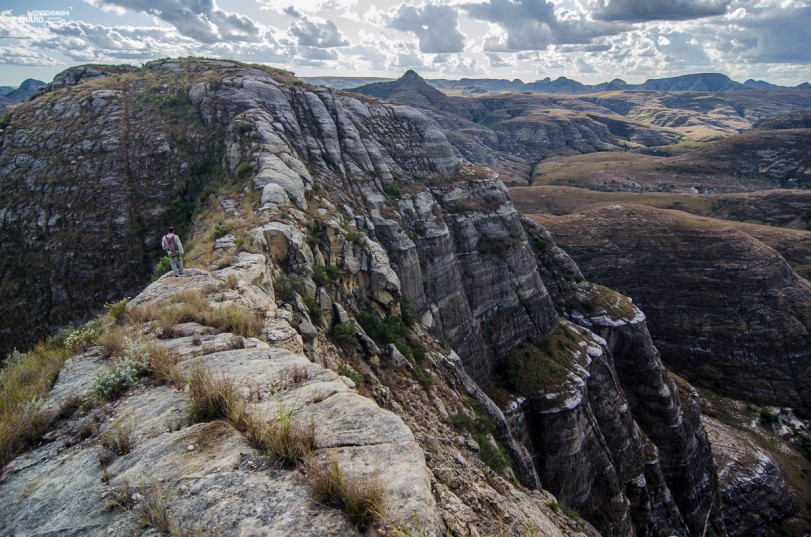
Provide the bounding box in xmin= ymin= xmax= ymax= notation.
xmin=0 ymin=58 xmax=798 ymax=535
xmin=1 ymin=261 xmax=581 ymax=536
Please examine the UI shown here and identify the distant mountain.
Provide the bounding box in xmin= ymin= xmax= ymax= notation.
xmin=635 ymin=73 xmax=742 ymax=92
xmin=318 ymin=71 xmax=810 ymax=96
xmin=348 ymin=70 xmax=473 ymax=117
xmin=744 ymin=79 xmax=778 ymax=89
xmin=0 ymin=79 xmax=46 ymax=114
xmin=302 ymin=76 xmax=391 ymax=89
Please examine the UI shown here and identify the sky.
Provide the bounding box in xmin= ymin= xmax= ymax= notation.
xmin=1 ymin=0 xmax=810 ymax=87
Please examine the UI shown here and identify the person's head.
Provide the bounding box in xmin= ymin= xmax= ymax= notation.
xmin=168 ymin=227 xmax=175 ymax=233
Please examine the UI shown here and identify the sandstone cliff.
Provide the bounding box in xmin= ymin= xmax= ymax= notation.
xmin=0 ymin=58 xmax=783 ymax=536
xmin=532 ymin=205 xmax=811 ymax=411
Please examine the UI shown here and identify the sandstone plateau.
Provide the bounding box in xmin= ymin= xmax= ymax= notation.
xmin=1 ymin=59 xmax=808 ymax=536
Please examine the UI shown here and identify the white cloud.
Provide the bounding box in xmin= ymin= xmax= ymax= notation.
xmin=387 ymin=3 xmax=466 ymax=53
xmin=462 ymin=0 xmax=626 ymax=51
xmin=582 ymin=0 xmax=730 ymax=22
xmin=88 ymin=0 xmax=262 ymax=43
xmin=289 ymin=17 xmax=349 ymax=47
xmin=0 ymin=46 xmax=61 ymax=66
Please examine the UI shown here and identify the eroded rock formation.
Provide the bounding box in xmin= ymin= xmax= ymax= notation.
xmin=1 ymin=58 xmax=800 ymax=536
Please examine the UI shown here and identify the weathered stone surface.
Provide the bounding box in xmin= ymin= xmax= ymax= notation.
xmin=704 ymin=417 xmax=796 ymax=537
xmin=264 ymin=318 xmax=304 ymax=354
xmin=2 ymin=271 xmax=438 ymax=536
xmin=127 ymin=269 xmax=219 ymax=309
xmin=261 ymin=182 xmax=290 ymax=206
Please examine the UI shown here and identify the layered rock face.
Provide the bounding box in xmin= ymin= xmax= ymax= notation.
xmin=704 ymin=417 xmax=796 ymax=536
xmin=533 ymin=205 xmax=811 ymax=410
xmin=520 ymin=218 xmax=727 ymax=536
xmin=0 ymin=59 xmax=744 ymax=536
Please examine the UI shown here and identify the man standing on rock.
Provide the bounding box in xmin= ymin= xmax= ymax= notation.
xmin=161 ymin=227 xmax=185 ymax=277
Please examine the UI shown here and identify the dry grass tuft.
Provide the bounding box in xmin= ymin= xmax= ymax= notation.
xmin=147 ymin=344 xmax=185 ymax=389
xmin=100 ymin=420 xmax=135 ymax=456
xmin=305 ymin=457 xmax=386 ymax=530
xmin=109 ymin=480 xmax=219 ymax=536
xmin=0 ymin=342 xmax=71 ymax=466
xmin=239 ymin=403 xmax=316 ymax=468
xmin=96 ymin=325 xmax=132 ymax=359
xmin=187 ymin=366 xmax=241 ymax=423
xmin=128 ymin=290 xmax=263 ymax=339
xmin=186 ymin=365 xmax=316 ymax=467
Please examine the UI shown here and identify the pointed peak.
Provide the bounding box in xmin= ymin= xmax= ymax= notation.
xmin=400 ymin=70 xmax=426 ymax=82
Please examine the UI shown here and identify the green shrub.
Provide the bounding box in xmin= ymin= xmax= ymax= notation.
xmin=532 ymin=237 xmax=549 ymax=251
xmin=382 ymin=183 xmax=401 ymax=197
xmin=414 ymin=365 xmax=433 ymax=389
xmin=450 ymin=412 xmax=475 ymax=432
xmin=161 ymin=94 xmax=181 ymax=108
xmin=64 ymin=325 xmax=100 ymax=353
xmin=234 ymin=121 xmax=253 ymax=135
xmin=337 ymin=364 xmax=364 ymax=387
xmin=104 ymin=298 xmax=129 ymax=323
xmin=400 ymin=297 xmax=416 ymax=327
xmin=303 ymin=295 xmax=323 ymax=324
xmin=332 ymin=323 xmax=357 ymax=342
xmin=153 ymin=257 xmax=172 ymax=281
xmin=275 ymin=274 xmax=306 ymax=303
xmin=210 ymin=221 xmax=232 ymax=241
xmin=473 ymin=433 xmax=511 ymax=474
xmin=312 ymin=263 xmax=341 ymax=287
xmin=93 ymin=359 xmax=146 ymax=400
xmin=760 ymin=409 xmax=779 ymax=427
xmin=345 ymin=230 xmax=368 ymax=247
xmin=356 ymin=312 xmax=407 ymax=347
xmin=93 ymin=338 xmax=150 ymax=400
xmin=235 ymin=161 xmax=255 ymax=179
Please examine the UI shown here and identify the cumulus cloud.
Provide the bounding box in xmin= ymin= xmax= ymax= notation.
xmin=88 ymin=0 xmax=261 ymax=43
xmin=0 ymin=46 xmax=61 ymax=66
xmin=741 ymin=5 xmax=811 ymax=63
xmin=387 ymin=3 xmax=466 ymax=54
xmin=485 ymin=51 xmax=511 ymax=67
xmin=583 ymin=0 xmax=730 ymax=22
xmin=463 ymin=0 xmax=625 ymax=51
xmin=40 ymin=20 xmax=191 ymax=61
xmin=289 ymin=17 xmax=349 ymax=47
xmin=297 ymin=46 xmax=339 ymax=60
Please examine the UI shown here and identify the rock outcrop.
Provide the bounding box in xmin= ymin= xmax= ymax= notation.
xmin=703 ymin=417 xmax=796 ymax=536
xmin=0 ymin=235 xmax=591 ymax=537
